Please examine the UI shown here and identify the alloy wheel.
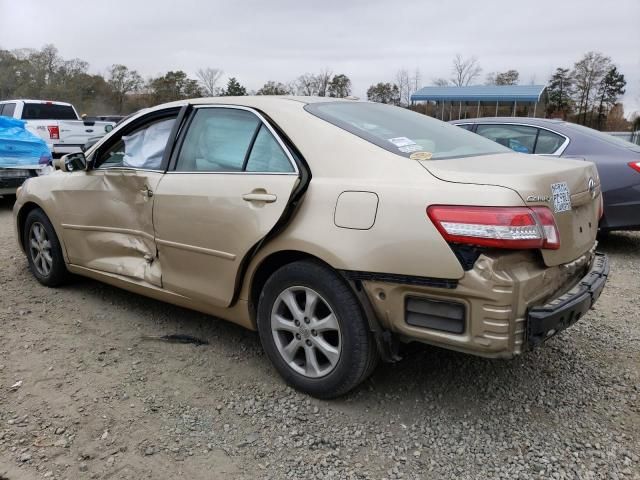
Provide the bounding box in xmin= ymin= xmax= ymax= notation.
xmin=29 ymin=222 xmax=53 ymax=277
xmin=270 ymin=286 xmax=342 ymax=378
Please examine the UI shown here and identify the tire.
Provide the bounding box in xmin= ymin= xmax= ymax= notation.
xmin=257 ymin=260 xmax=378 ymax=398
xmin=23 ymin=208 xmax=69 ymax=287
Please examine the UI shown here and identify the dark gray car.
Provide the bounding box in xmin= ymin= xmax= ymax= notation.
xmin=451 ymin=117 xmax=640 ymax=231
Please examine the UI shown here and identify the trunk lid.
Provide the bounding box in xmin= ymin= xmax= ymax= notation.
xmin=419 ymin=153 xmax=600 ymax=266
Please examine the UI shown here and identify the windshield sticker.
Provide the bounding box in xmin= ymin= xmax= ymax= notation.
xmin=388 ymin=137 xmax=416 ymax=148
xmin=409 ymin=151 xmax=433 ymax=161
xmin=398 ymin=144 xmax=423 ymax=153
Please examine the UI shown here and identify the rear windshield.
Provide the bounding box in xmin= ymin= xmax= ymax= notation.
xmin=563 ymin=122 xmax=640 ymax=153
xmin=22 ymin=103 xmax=77 ymax=120
xmin=304 ymin=102 xmax=509 ymax=160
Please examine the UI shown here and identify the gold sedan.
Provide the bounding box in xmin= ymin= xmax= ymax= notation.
xmin=13 ymin=97 xmax=608 ymax=397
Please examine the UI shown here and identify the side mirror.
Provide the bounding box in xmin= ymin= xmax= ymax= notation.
xmin=60 ymin=152 xmax=87 ymax=172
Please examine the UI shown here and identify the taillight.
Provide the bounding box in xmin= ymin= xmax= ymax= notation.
xmin=628 ymin=161 xmax=640 ymax=174
xmin=597 ymin=193 xmax=604 ymax=219
xmin=47 ymin=125 xmax=59 ymax=140
xmin=427 ymin=205 xmax=560 ymax=250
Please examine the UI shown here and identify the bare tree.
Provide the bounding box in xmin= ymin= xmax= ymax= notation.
xmin=572 ymin=51 xmax=612 ymax=125
xmin=295 ymin=73 xmax=319 ymax=96
xmin=196 ymin=68 xmax=223 ymax=96
xmin=107 ymin=64 xmax=143 ymax=113
xmin=396 ymin=68 xmax=422 ymax=106
xmin=315 ymin=68 xmax=333 ymax=97
xmin=432 ymin=78 xmax=450 ymax=87
xmin=412 ymin=68 xmax=421 ymax=95
xmin=451 ymin=54 xmax=482 ymax=86
xmin=396 ymin=69 xmax=411 ymax=106
xmin=485 ymin=69 xmax=519 ymax=86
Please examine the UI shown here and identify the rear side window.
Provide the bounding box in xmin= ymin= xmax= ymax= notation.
xmin=455 ymin=123 xmax=474 ymax=131
xmin=0 ymin=103 xmax=15 ymax=117
xmin=534 ymin=129 xmax=565 ymax=154
xmin=245 ymin=125 xmax=294 ymax=173
xmin=305 ymin=102 xmax=508 ymax=160
xmin=475 ymin=124 xmax=537 ymax=154
xmin=21 ymin=103 xmax=77 ymax=120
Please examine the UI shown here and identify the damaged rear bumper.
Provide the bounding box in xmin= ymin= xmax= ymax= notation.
xmin=527 ymin=252 xmax=608 ymax=347
xmin=358 ymin=247 xmax=605 ymax=359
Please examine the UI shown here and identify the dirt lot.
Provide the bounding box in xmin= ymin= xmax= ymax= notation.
xmin=0 ymin=197 xmax=638 ymax=480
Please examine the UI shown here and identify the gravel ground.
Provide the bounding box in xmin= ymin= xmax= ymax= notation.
xmin=0 ymin=196 xmax=638 ymax=480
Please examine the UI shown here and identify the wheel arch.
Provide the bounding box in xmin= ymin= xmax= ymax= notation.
xmin=16 ymin=201 xmax=68 ymax=262
xmin=16 ymin=201 xmax=44 ymax=253
xmin=248 ymin=250 xmax=336 ymax=327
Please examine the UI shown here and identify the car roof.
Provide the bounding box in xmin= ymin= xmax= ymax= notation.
xmin=0 ymin=99 xmax=74 ymax=106
xmin=143 ymin=95 xmax=362 ymax=112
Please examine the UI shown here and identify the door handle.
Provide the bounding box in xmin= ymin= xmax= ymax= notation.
xmin=242 ymin=192 xmax=277 ymax=203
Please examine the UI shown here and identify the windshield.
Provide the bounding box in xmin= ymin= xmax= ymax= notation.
xmin=563 ymin=122 xmax=640 ymax=153
xmin=304 ymin=102 xmax=510 ymax=160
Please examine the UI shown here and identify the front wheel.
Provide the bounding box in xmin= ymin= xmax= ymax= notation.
xmin=23 ymin=208 xmax=69 ymax=287
xmin=257 ymin=260 xmax=378 ymax=398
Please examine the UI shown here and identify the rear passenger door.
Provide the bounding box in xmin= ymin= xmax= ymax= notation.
xmin=152 ymin=105 xmax=300 ymax=307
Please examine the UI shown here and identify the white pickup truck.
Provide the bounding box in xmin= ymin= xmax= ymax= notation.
xmin=0 ymin=99 xmax=115 ymax=157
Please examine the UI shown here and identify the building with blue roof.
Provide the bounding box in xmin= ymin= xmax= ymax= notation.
xmin=410 ymin=85 xmax=548 ymax=121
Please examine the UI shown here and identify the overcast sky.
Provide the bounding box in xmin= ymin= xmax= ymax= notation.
xmin=1 ymin=0 xmax=638 ymax=115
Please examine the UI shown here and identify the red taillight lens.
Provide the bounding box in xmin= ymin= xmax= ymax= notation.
xmin=530 ymin=207 xmax=561 ymax=249
xmin=47 ymin=125 xmax=59 ymax=140
xmin=597 ymin=193 xmax=604 ymax=219
xmin=628 ymin=161 xmax=640 ymax=174
xmin=427 ymin=205 xmax=560 ymax=250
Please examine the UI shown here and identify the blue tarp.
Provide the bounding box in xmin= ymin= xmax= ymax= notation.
xmin=0 ymin=116 xmax=52 ymax=167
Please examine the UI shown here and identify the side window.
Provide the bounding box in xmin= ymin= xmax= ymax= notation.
xmin=534 ymin=129 xmax=565 ymax=154
xmin=245 ymin=125 xmax=294 ymax=173
xmin=476 ymin=124 xmax=537 ymax=154
xmin=455 ymin=123 xmax=474 ymax=131
xmin=95 ymin=116 xmax=176 ymax=170
xmin=3 ymin=103 xmax=16 ymax=117
xmin=176 ymin=108 xmax=260 ymax=172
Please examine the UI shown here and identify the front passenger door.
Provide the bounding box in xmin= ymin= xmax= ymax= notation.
xmin=152 ymin=106 xmax=300 ymax=307
xmin=55 ymin=110 xmax=179 ymax=286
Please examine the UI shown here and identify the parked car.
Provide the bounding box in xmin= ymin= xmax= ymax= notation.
xmin=451 ymin=117 xmax=640 ymax=231
xmin=0 ymin=116 xmax=52 ymax=200
xmin=0 ymin=100 xmax=115 ymax=157
xmin=13 ymin=97 xmax=608 ymax=397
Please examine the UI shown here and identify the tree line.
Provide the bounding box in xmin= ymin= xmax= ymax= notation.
xmin=0 ymin=45 xmax=354 ymax=115
xmin=0 ymin=44 xmax=633 ymax=131
xmin=418 ymin=53 xmax=628 ymax=130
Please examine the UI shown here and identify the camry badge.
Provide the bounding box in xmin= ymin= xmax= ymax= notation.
xmin=526 ymin=195 xmax=551 ymax=202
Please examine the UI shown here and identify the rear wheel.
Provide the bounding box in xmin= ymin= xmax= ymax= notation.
xmin=23 ymin=208 xmax=69 ymax=287
xmin=257 ymin=260 xmax=378 ymax=398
